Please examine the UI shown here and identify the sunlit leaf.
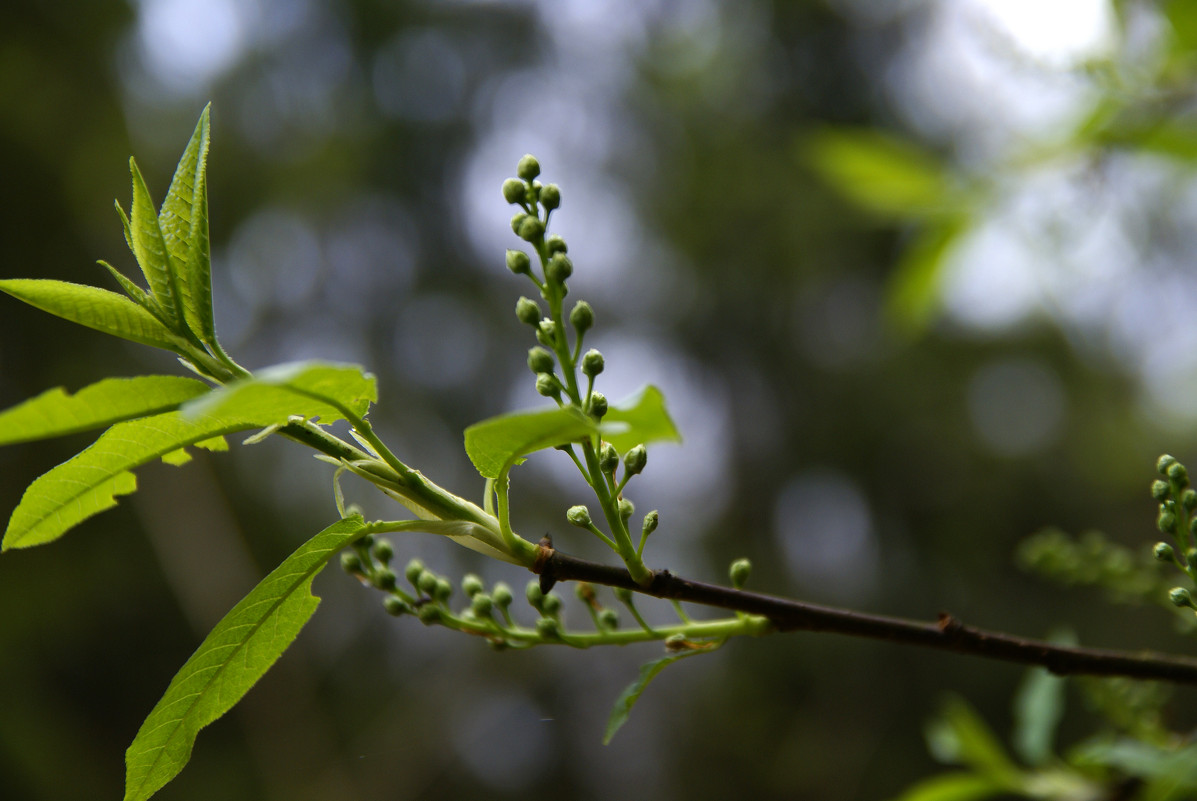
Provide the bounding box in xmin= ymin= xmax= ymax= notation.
xmin=129 ymin=157 xmax=184 ymax=328
xmin=464 ymin=406 xmax=597 ymax=480
xmin=887 ymin=772 xmax=1005 ymax=801
xmin=604 ymin=648 xmax=707 ymax=745
xmin=0 ymin=376 xmax=209 ymax=446
xmin=885 ymin=215 xmax=970 ymax=334
xmin=159 ymin=105 xmax=215 ymax=344
xmin=601 ymin=385 xmax=682 ymax=454
xmin=803 ymin=128 xmax=953 ymax=220
xmin=2 ymin=411 xmax=258 ymax=551
xmin=0 ymin=279 xmax=182 ymax=351
xmin=123 ymin=515 xmax=369 ymax=801
xmin=185 ymin=361 xmax=377 ymax=424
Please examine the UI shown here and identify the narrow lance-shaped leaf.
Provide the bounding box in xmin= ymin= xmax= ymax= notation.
xmin=0 ymin=279 xmax=182 ymax=351
xmin=185 ymin=361 xmax=378 ymax=423
xmin=464 ymin=406 xmax=597 ymax=480
xmin=600 ymin=385 xmax=681 ymax=454
xmin=0 ymin=376 xmax=210 ymax=446
xmin=128 ymin=157 xmax=185 ymax=329
xmin=159 ymin=105 xmax=215 ymax=344
xmin=604 ymin=648 xmax=709 ymax=745
xmin=2 ymin=409 xmax=258 ymax=551
xmin=123 ymin=515 xmax=370 ymax=801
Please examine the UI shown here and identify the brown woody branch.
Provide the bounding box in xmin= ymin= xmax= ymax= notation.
xmin=532 ymin=544 xmax=1197 ymax=685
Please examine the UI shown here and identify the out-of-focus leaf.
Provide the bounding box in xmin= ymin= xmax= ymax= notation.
xmin=885 ymin=215 xmax=970 ymax=334
xmin=1072 ymin=738 xmax=1197 ymax=798
xmin=803 ymin=128 xmax=953 ymax=220
xmin=123 ymin=515 xmax=369 ymax=801
xmin=925 ymin=696 xmax=1022 ymax=786
xmin=1012 ymin=634 xmax=1073 ymax=766
xmin=464 ymin=407 xmax=597 ymax=479
xmin=601 ymin=385 xmax=682 ymax=454
xmin=0 ymin=376 xmax=209 ymax=446
xmin=887 ymin=772 xmax=1006 ymax=801
xmin=0 ymin=279 xmax=181 ymax=351
xmin=184 ymin=362 xmax=377 ymax=424
xmin=603 ymin=648 xmax=708 ymax=745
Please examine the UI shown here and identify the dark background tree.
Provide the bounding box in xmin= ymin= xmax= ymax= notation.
xmin=3 ymin=1 xmax=1196 ymax=799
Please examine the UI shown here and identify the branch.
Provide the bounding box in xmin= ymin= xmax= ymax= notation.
xmin=533 ymin=544 xmax=1197 ymax=685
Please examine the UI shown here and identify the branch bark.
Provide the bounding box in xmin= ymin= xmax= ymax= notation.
xmin=532 ymin=544 xmax=1197 ymax=685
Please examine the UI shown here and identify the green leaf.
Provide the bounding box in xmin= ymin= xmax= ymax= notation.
xmin=885 ymin=215 xmax=970 ymax=335
xmin=2 ymin=410 xmax=259 ymax=551
xmin=129 ymin=157 xmax=184 ymax=329
xmin=1012 ymin=635 xmax=1072 ymax=767
xmin=0 ymin=376 xmax=209 ymax=446
xmin=185 ymin=361 xmax=377 ymax=424
xmin=0 ymin=279 xmax=182 ymax=351
xmin=603 ymin=649 xmax=706 ymax=745
xmin=601 ymin=385 xmax=682 ymax=454
xmin=925 ymin=696 xmax=1023 ymax=785
xmin=158 ymin=105 xmax=215 ymax=344
xmin=464 ymin=406 xmax=597 ymax=480
xmin=887 ymin=772 xmax=1006 ymax=801
xmin=803 ymin=128 xmax=953 ymax=220
xmin=123 ymin=515 xmax=369 ymax=801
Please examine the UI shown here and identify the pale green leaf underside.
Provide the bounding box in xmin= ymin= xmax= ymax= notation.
xmin=185 ymin=361 xmax=377 ymax=424
xmin=464 ymin=407 xmax=597 ymax=479
xmin=601 ymin=385 xmax=681 ymax=454
xmin=159 ymin=104 xmax=214 ymax=344
xmin=603 ymin=649 xmax=704 ymax=744
xmin=0 ymin=376 xmax=210 ymax=446
xmin=0 ymin=279 xmax=181 ymax=351
xmin=2 ymin=410 xmax=259 ymax=551
xmin=123 ymin=515 xmax=369 ymax=801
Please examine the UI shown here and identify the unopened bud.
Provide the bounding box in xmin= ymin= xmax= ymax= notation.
xmin=404 ymin=558 xmax=425 ymax=586
xmin=1169 ymin=586 xmax=1195 ymax=609
xmin=502 ymin=178 xmax=526 ymax=204
xmin=517 ymin=216 xmax=545 ymax=242
xmin=516 ymin=296 xmax=541 ymax=326
xmin=618 ymin=498 xmax=634 ymax=523
xmin=729 ymin=558 xmax=752 ymax=588
xmin=613 ymin=586 xmax=634 ymax=604
xmin=599 ymin=441 xmax=619 ymax=474
xmin=598 ymin=608 xmax=619 ymax=630
xmin=540 ymin=183 xmax=561 ymax=210
xmin=462 ymin=574 xmax=485 ymax=598
xmin=546 ymin=234 xmax=568 ymax=254
xmin=641 ymin=510 xmax=659 ymax=539
xmin=506 ymin=249 xmax=531 ymax=275
xmin=536 ymin=319 xmax=558 ymax=347
xmin=1154 ymin=542 xmax=1176 ymax=562
xmin=517 ymin=154 xmax=541 ymax=180
xmin=570 ymin=301 xmax=594 ymax=335
xmin=1152 ymin=480 xmax=1171 ymax=501
xmin=525 ymin=579 xmax=544 ymax=609
xmin=541 ymin=593 xmax=562 ymax=616
xmin=582 ymin=349 xmax=604 ymax=378
xmin=527 ymin=346 xmax=555 ymax=375
xmin=383 ymin=596 xmax=407 ymax=616
xmin=1184 ymin=489 xmax=1197 ymax=510
xmin=493 ymin=582 xmax=514 ymax=608
xmin=434 ymin=578 xmax=453 ymax=603
xmin=545 ymin=252 xmax=573 ymax=283
xmin=623 ymin=444 xmax=647 ymax=477
xmin=1169 ymin=462 xmax=1189 ymax=486
xmin=1159 ymin=509 xmax=1178 ymax=535
xmin=417 ymin=570 xmax=438 ymax=596
xmin=373 ymin=568 xmax=397 ymax=591
xmin=535 ymin=617 xmax=560 ymax=639
xmin=471 ymin=593 xmax=494 ymax=617
xmin=588 ymin=392 xmax=608 ymax=419
xmin=511 ymin=212 xmax=529 ymax=235
xmin=340 ymin=552 xmax=363 ymax=575
xmin=536 ymin=373 xmax=561 ymax=398
xmin=1158 ymin=454 xmax=1179 ymax=475
xmin=567 ymin=505 xmax=592 ymax=528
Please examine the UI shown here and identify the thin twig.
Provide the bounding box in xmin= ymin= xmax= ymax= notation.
xmin=533 ymin=545 xmax=1197 ymax=685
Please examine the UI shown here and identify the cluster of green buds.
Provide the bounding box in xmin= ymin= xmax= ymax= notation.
xmin=1150 ymin=455 xmax=1197 ymax=613
xmin=501 ymin=156 xmax=657 ymax=583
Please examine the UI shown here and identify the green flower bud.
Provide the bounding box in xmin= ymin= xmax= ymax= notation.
xmin=540 ymin=183 xmax=561 ymax=210
xmin=581 ymin=348 xmax=604 ymax=378
xmin=541 ymin=593 xmax=562 ymax=616
xmin=417 ymin=604 xmax=442 ymax=624
xmin=569 ymin=301 xmax=594 ymax=335
xmin=374 ymin=568 xmax=398 ymax=591
xmin=502 ymin=178 xmax=526 ymax=204
xmin=623 ymin=444 xmax=647 ymax=477
xmin=599 ymin=441 xmax=619 ymax=474
xmin=372 ymin=538 xmax=394 ymax=564
xmin=404 ymin=558 xmax=425 ymax=586
xmin=536 ymin=318 xmax=558 ymax=347
xmin=417 ymin=570 xmax=439 ymax=596
xmin=618 ymin=498 xmax=634 ymax=523
xmin=384 ymin=596 xmax=408 ymax=616
xmin=471 ymin=593 xmax=494 ymax=617
xmin=1184 ymin=489 xmax=1197 ymax=510
xmin=340 ymin=552 xmax=364 ymax=575
xmin=1154 ymin=542 xmax=1176 ymax=562
xmin=511 ymin=212 xmax=529 ymax=235
xmin=493 ymin=582 xmax=514 ymax=608
xmin=613 ymin=586 xmax=634 ymax=604
xmin=462 ymin=573 xmax=485 ymax=598
xmin=527 ymin=346 xmax=555 ymax=375
xmin=641 ymin=510 xmax=659 ymax=539
xmin=1152 ymin=480 xmax=1171 ymax=501
xmin=546 ymin=234 xmax=568 ymax=254
xmin=536 ymin=373 xmax=561 ymax=398
xmin=598 ymin=608 xmax=619 ymax=630
xmin=567 ymin=505 xmax=593 ymax=528
xmin=588 ymin=391 xmax=608 ymax=419
xmin=1190 ymin=517 xmax=1197 ymax=537
xmin=1159 ymin=509 xmax=1178 ymax=535
xmin=506 ymin=249 xmax=531 ymax=275
xmin=525 ymin=579 xmax=544 ymax=609
xmin=518 ymin=215 xmax=545 ymax=242
xmin=358 ymin=534 xmax=375 ymax=550
xmin=535 ymin=617 xmax=560 ymax=639
xmin=516 ymin=296 xmax=541 ymax=326
xmin=1158 ymin=454 xmax=1178 ymax=475
xmin=729 ymin=558 xmax=752 ymax=589
xmin=1169 ymin=462 xmax=1189 ymax=487
xmin=1169 ymin=586 xmax=1195 ymax=609
xmin=434 ymin=578 xmax=453 ymax=603
xmin=545 ymin=252 xmax=573 ymax=283
xmin=517 ymin=154 xmax=541 ymax=181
